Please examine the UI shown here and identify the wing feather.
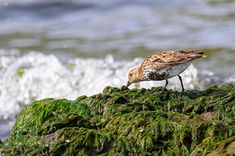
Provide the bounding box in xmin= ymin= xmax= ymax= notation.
xmin=141 ymin=50 xmax=204 ymax=70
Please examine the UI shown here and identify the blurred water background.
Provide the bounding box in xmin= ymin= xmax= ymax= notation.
xmin=0 ymin=0 xmax=235 ymax=140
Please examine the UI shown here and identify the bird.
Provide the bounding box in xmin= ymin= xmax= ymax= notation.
xmin=126 ymin=49 xmax=206 ymax=92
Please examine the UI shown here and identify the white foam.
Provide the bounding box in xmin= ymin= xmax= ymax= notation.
xmin=0 ymin=119 xmax=15 ymax=140
xmin=225 ymin=75 xmax=235 ymax=84
xmin=0 ymin=52 xmax=203 ymax=120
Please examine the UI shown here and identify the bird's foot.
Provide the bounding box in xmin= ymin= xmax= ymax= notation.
xmin=154 ymin=87 xmax=167 ymax=95
xmin=160 ymin=87 xmax=167 ymax=94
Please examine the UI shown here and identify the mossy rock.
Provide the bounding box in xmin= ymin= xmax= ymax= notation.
xmin=1 ymin=84 xmax=235 ymax=155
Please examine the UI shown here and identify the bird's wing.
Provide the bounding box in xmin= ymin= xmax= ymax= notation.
xmin=141 ymin=50 xmax=204 ymax=70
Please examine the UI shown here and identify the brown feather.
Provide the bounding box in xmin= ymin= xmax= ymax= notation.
xmin=141 ymin=49 xmax=205 ymax=70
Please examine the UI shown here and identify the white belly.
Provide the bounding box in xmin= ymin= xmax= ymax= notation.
xmin=159 ymin=62 xmax=191 ymax=78
xmin=145 ymin=62 xmax=191 ymax=81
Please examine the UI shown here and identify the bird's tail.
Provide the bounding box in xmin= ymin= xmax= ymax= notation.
xmin=178 ymin=49 xmax=207 ymax=58
xmin=196 ymin=51 xmax=207 ymax=58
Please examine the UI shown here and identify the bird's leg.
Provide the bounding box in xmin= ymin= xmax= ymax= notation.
xmin=161 ymin=79 xmax=168 ymax=93
xmin=178 ymin=75 xmax=185 ymax=92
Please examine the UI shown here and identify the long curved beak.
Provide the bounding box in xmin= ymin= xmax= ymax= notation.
xmin=126 ymin=81 xmax=131 ymax=88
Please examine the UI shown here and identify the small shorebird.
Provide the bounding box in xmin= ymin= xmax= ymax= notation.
xmin=126 ymin=49 xmax=206 ymax=92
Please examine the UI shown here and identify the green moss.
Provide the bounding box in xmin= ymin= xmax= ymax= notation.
xmin=0 ymin=139 xmax=2 ymax=147
xmin=1 ymin=84 xmax=235 ymax=155
xmin=17 ymin=68 xmax=26 ymax=78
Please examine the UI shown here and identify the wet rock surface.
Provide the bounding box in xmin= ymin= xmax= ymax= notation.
xmin=0 ymin=84 xmax=235 ymax=155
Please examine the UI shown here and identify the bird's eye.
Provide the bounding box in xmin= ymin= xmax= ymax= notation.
xmin=130 ymin=73 xmax=133 ymax=76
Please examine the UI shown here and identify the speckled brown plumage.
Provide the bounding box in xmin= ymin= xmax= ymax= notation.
xmin=141 ymin=49 xmax=205 ymax=70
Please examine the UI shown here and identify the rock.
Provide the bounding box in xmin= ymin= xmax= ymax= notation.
xmin=0 ymin=84 xmax=235 ymax=155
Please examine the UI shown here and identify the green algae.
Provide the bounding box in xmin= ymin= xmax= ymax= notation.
xmin=17 ymin=68 xmax=26 ymax=78
xmin=1 ymin=84 xmax=235 ymax=155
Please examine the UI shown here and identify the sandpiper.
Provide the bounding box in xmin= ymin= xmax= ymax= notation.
xmin=126 ymin=49 xmax=206 ymax=92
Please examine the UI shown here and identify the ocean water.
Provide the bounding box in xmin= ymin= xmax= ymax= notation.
xmin=0 ymin=0 xmax=235 ymax=140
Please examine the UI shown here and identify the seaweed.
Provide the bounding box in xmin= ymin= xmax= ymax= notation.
xmin=1 ymin=84 xmax=235 ymax=155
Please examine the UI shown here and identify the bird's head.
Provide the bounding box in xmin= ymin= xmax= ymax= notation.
xmin=126 ymin=67 xmax=142 ymax=87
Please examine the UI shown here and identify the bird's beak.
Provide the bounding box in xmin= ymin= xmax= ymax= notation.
xmin=126 ymin=81 xmax=131 ymax=88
